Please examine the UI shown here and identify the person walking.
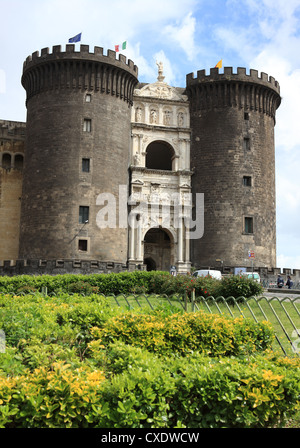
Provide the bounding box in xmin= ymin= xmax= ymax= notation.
xmin=286 ymin=275 xmax=293 ymax=289
xmin=277 ymin=274 xmax=284 ymax=288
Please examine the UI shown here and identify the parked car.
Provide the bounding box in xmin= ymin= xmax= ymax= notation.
xmin=193 ymin=269 xmax=222 ymax=280
xmin=241 ymin=272 xmax=261 ymax=283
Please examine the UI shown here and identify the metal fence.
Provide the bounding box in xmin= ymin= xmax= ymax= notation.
xmin=108 ymin=292 xmax=300 ymax=358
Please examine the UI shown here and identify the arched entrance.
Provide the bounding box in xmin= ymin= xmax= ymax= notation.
xmin=144 ymin=257 xmax=156 ymax=271
xmin=145 ymin=141 xmax=174 ymax=170
xmin=143 ymin=228 xmax=173 ymax=271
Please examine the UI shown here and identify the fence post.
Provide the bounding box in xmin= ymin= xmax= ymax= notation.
xmin=184 ymin=291 xmax=188 ymax=312
xmin=192 ymin=288 xmax=195 ymax=312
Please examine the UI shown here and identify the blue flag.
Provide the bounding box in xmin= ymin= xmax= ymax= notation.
xmin=69 ymin=33 xmax=82 ymax=43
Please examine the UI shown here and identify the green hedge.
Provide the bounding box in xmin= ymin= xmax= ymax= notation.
xmin=0 ymin=271 xmax=263 ymax=299
xmin=97 ymin=344 xmax=300 ymax=428
xmin=1 ymin=343 xmax=299 ymax=428
xmin=1 ymin=293 xmax=299 ymax=427
xmin=90 ymin=308 xmax=274 ymax=356
xmin=0 ymin=272 xmax=168 ymax=296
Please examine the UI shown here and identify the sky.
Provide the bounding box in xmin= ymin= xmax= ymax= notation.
xmin=0 ymin=0 xmax=300 ymax=270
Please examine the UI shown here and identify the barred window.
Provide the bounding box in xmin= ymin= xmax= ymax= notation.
xmin=79 ymin=206 xmax=89 ymax=224
xmin=243 ymin=176 xmax=252 ymax=186
xmin=82 ymin=158 xmax=90 ymax=172
xmin=83 ymin=119 xmax=91 ymax=132
xmin=78 ymin=239 xmax=88 ymax=251
xmin=244 ymin=217 xmax=253 ymax=234
xmin=243 ymin=137 xmax=250 ymax=151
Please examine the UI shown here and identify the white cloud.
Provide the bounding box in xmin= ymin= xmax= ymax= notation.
xmin=163 ymin=12 xmax=198 ymax=62
xmin=214 ymin=27 xmax=257 ymax=64
xmin=277 ymin=254 xmax=300 ymax=271
xmin=126 ymin=42 xmax=157 ymax=83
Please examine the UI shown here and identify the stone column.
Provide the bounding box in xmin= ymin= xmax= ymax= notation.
xmin=178 ymin=216 xmax=183 ymax=263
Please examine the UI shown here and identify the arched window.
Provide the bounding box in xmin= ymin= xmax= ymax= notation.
xmin=14 ymin=154 xmax=24 ymax=170
xmin=2 ymin=153 xmax=11 ymax=169
xmin=145 ymin=141 xmax=174 ymax=171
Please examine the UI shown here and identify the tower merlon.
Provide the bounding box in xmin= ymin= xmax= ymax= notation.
xmin=23 ymin=44 xmax=138 ymax=77
xmin=186 ymin=67 xmax=280 ymax=94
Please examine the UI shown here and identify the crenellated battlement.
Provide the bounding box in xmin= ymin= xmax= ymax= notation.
xmin=23 ymin=44 xmax=138 ymax=76
xmin=186 ymin=67 xmax=280 ymax=94
xmin=0 ymin=259 xmax=132 ymax=276
xmin=22 ymin=44 xmax=138 ymax=105
xmin=186 ymin=67 xmax=281 ymax=117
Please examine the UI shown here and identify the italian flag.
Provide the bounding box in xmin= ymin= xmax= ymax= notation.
xmin=115 ymin=41 xmax=127 ymax=52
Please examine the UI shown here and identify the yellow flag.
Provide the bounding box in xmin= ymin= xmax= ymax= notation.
xmin=215 ymin=59 xmax=222 ymax=69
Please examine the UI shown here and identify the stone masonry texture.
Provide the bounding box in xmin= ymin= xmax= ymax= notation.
xmin=19 ymin=45 xmax=138 ymax=263
xmin=186 ymin=68 xmax=281 ymax=268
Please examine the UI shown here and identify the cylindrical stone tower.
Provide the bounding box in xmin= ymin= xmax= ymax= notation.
xmin=186 ymin=67 xmax=281 ymax=268
xmin=20 ymin=44 xmax=138 ymax=262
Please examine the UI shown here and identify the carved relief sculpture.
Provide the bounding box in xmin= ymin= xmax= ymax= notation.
xmin=150 ymin=109 xmax=157 ymax=124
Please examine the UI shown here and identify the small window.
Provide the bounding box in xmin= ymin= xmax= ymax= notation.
xmin=79 ymin=206 xmax=89 ymax=224
xmin=243 ymin=176 xmax=252 ymax=187
xmin=243 ymin=137 xmax=250 ymax=151
xmin=83 ymin=119 xmax=91 ymax=132
xmin=78 ymin=239 xmax=88 ymax=251
xmin=85 ymin=94 xmax=91 ymax=102
xmin=244 ymin=112 xmax=249 ymax=120
xmin=82 ymin=158 xmax=90 ymax=173
xmin=244 ymin=217 xmax=253 ymax=234
xmin=14 ymin=154 xmax=24 ymax=170
xmin=2 ymin=153 xmax=11 ymax=169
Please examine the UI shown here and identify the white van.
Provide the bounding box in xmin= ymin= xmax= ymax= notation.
xmin=241 ymin=272 xmax=261 ymax=283
xmin=193 ymin=269 xmax=222 ymax=280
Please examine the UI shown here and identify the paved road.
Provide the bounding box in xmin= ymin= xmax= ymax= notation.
xmin=260 ymin=290 xmax=300 ymax=299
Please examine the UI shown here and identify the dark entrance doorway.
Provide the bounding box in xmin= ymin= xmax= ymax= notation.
xmin=143 ymin=228 xmax=173 ymax=271
xmin=144 ymin=257 xmax=156 ymax=271
xmin=145 ymin=141 xmax=174 ymax=170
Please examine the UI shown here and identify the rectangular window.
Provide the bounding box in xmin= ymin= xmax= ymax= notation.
xmin=79 ymin=206 xmax=89 ymax=224
xmin=78 ymin=239 xmax=88 ymax=251
xmin=244 ymin=217 xmax=253 ymax=234
xmin=244 ymin=112 xmax=249 ymax=120
xmin=83 ymin=119 xmax=91 ymax=132
xmin=82 ymin=158 xmax=90 ymax=172
xmin=243 ymin=137 xmax=250 ymax=151
xmin=243 ymin=176 xmax=252 ymax=186
xmin=85 ymin=94 xmax=91 ymax=102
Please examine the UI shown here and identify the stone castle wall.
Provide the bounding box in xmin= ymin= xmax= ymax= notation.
xmin=0 ymin=121 xmax=25 ymax=260
xmin=186 ymin=67 xmax=281 ymax=268
xmin=19 ymin=45 xmax=138 ymax=263
xmin=0 ymin=53 xmax=289 ymax=277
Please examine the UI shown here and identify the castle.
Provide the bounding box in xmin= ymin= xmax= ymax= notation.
xmin=0 ymin=44 xmax=287 ymax=277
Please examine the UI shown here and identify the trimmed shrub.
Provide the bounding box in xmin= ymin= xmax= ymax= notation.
xmin=0 ymin=293 xmax=299 ymax=428
xmin=216 ymin=275 xmax=263 ymax=299
xmin=67 ymin=281 xmax=99 ymax=296
xmin=0 ymin=363 xmax=105 ymax=428
xmin=1 ymin=348 xmax=299 ymax=428
xmin=90 ymin=309 xmax=274 ymax=357
xmin=16 ymin=285 xmax=37 ymax=295
xmin=0 ymin=271 xmax=264 ymax=300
